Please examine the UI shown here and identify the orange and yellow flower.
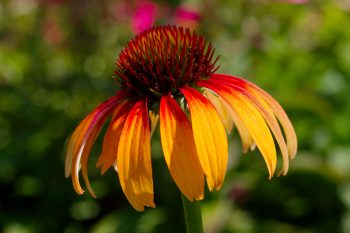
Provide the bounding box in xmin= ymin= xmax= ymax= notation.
xmin=65 ymin=25 xmax=297 ymax=211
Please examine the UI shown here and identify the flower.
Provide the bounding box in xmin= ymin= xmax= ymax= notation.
xmin=131 ymin=0 xmax=158 ymax=34
xmin=278 ymin=0 xmax=309 ymax=4
xmin=174 ymin=4 xmax=201 ymax=30
xmin=65 ymin=25 xmax=297 ymax=211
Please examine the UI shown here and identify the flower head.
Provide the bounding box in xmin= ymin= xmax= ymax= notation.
xmin=65 ymin=25 xmax=297 ymax=211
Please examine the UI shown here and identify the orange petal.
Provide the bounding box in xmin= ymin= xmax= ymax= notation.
xmin=181 ymin=86 xmax=228 ymax=191
xmin=198 ymin=80 xmax=277 ymax=178
xmin=206 ymin=78 xmax=289 ymax=175
xmin=65 ymin=96 xmax=120 ymax=196
xmin=242 ymin=88 xmax=290 ymax=175
xmin=204 ymin=89 xmax=255 ymax=152
xmin=204 ymin=89 xmax=234 ymax=133
xmin=80 ymin=123 xmax=104 ymax=197
xmin=96 ymin=101 xmax=133 ymax=175
xmin=229 ymin=105 xmax=256 ymax=153
xmin=149 ymin=111 xmax=159 ymax=137
xmin=211 ymin=74 xmax=297 ymax=159
xmin=209 ymin=75 xmax=296 ymax=175
xmin=247 ymin=83 xmax=298 ymax=159
xmin=116 ymin=100 xmax=154 ymax=211
xmin=160 ymin=94 xmax=204 ymax=201
xmin=224 ymin=93 xmax=276 ymax=177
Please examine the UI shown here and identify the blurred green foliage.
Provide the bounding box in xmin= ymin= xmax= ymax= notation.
xmin=1 ymin=0 xmax=350 ymax=232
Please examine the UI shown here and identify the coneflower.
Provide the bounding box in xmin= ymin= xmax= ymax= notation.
xmin=65 ymin=25 xmax=297 ymax=212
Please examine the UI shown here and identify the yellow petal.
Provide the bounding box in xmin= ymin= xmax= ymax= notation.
xmin=243 ymin=88 xmax=290 ymax=175
xmin=65 ymin=119 xmax=85 ymax=178
xmin=207 ymin=77 xmax=289 ymax=175
xmin=181 ymin=86 xmax=228 ymax=191
xmin=229 ymin=106 xmax=256 ymax=153
xmin=200 ymin=74 xmax=298 ymax=176
xmin=204 ymin=89 xmax=234 ymax=133
xmin=65 ymin=96 xmax=119 ymax=196
xmin=248 ymin=84 xmax=298 ymax=159
xmin=202 ymin=83 xmax=277 ymax=178
xmin=160 ymin=94 xmax=204 ymax=201
xmin=149 ymin=111 xmax=159 ymax=137
xmin=225 ymin=93 xmax=277 ymax=178
xmin=204 ymin=89 xmax=255 ymax=153
xmin=96 ymin=101 xmax=132 ymax=175
xmin=81 ymin=123 xmax=103 ymax=197
xmin=116 ymin=100 xmax=154 ymax=211
xmin=209 ymin=74 xmax=297 ymax=159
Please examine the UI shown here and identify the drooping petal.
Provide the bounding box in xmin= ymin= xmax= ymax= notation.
xmin=198 ymin=80 xmax=277 ymax=178
xmin=201 ymin=74 xmax=297 ymax=175
xmin=160 ymin=94 xmax=204 ymax=201
xmin=247 ymin=83 xmax=298 ymax=159
xmin=228 ymin=104 xmax=256 ymax=153
xmin=240 ymin=87 xmax=290 ymax=175
xmin=181 ymin=86 xmax=228 ymax=191
xmin=65 ymin=96 xmax=120 ymax=196
xmin=116 ymin=100 xmax=154 ymax=211
xmin=204 ymin=89 xmax=255 ymax=153
xmin=246 ymin=94 xmax=289 ymax=175
xmin=210 ymin=74 xmax=297 ymax=159
xmin=96 ymin=100 xmax=133 ymax=175
xmin=204 ymin=89 xmax=234 ymax=133
xmin=203 ymin=77 xmax=290 ymax=175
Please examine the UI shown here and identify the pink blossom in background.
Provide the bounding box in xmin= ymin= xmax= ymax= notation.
xmin=41 ymin=0 xmax=61 ymax=5
xmin=111 ymin=1 xmax=201 ymax=34
xmin=132 ymin=0 xmax=158 ymax=34
xmin=174 ymin=5 xmax=201 ymax=30
xmin=279 ymin=0 xmax=309 ymax=4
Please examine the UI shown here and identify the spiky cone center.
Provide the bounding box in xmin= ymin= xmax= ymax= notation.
xmin=115 ymin=25 xmax=219 ymax=110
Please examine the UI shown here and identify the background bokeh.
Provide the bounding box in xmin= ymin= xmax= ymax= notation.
xmin=1 ymin=0 xmax=350 ymax=232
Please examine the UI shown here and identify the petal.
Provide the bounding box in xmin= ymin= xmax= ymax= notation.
xmin=247 ymin=83 xmax=298 ymax=159
xmin=203 ymin=89 xmax=255 ymax=153
xmin=198 ymin=80 xmax=277 ymax=178
xmin=242 ymin=88 xmax=290 ymax=175
xmin=65 ymin=96 xmax=120 ymax=196
xmin=160 ymin=94 xmax=204 ymax=201
xmin=96 ymin=100 xmax=133 ymax=175
xmin=201 ymin=74 xmax=297 ymax=175
xmin=204 ymin=77 xmax=290 ymax=175
xmin=181 ymin=86 xmax=228 ymax=191
xmin=204 ymin=89 xmax=234 ymax=133
xmin=116 ymin=100 xmax=154 ymax=211
xmin=149 ymin=111 xmax=159 ymax=137
xmin=228 ymin=104 xmax=256 ymax=153
xmin=211 ymin=74 xmax=297 ymax=159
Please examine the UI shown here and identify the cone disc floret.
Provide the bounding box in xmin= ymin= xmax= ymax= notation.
xmin=115 ymin=25 xmax=219 ymax=101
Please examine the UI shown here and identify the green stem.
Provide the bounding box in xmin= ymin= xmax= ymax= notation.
xmin=181 ymin=194 xmax=203 ymax=233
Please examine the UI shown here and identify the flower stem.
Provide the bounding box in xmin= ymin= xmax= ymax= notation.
xmin=181 ymin=194 xmax=203 ymax=233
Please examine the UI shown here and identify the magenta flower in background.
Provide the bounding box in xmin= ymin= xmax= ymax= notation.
xmin=111 ymin=1 xmax=201 ymax=34
xmin=132 ymin=0 xmax=158 ymax=34
xmin=46 ymin=0 xmax=66 ymax=5
xmin=174 ymin=5 xmax=201 ymax=30
xmin=279 ymin=0 xmax=309 ymax=4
